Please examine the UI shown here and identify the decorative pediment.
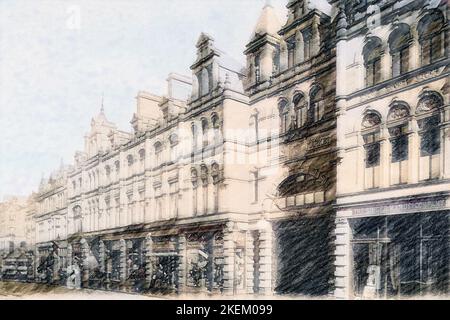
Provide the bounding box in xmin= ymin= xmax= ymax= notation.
xmin=361 ymin=112 xmax=382 ymax=129
xmin=416 ymin=91 xmax=443 ymax=114
xmin=387 ymin=103 xmax=410 ymax=122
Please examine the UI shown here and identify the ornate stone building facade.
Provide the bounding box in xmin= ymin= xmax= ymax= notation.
xmin=25 ymin=0 xmax=449 ymax=298
xmin=334 ymin=0 xmax=450 ymax=299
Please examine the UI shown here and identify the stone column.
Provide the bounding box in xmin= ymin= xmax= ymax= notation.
xmin=334 ymin=215 xmax=352 ymax=299
xmin=409 ymin=25 xmax=421 ymax=70
xmin=380 ymin=124 xmax=390 ymax=188
xmin=408 ymin=118 xmax=419 ymax=184
xmin=99 ymin=241 xmax=105 ymax=273
xmin=245 ymin=231 xmax=255 ymax=294
xmin=119 ymin=239 xmax=127 ymax=287
xmin=144 ymin=234 xmax=153 ymax=290
xmin=222 ymin=224 xmax=236 ymax=295
xmin=177 ymin=234 xmax=187 ymax=294
xmin=35 ymin=249 xmax=40 ymax=281
xmin=279 ymin=40 xmax=288 ymax=72
xmin=67 ymin=244 xmax=73 ymax=267
xmin=381 ymin=52 xmax=391 ymax=82
xmin=258 ymin=225 xmax=274 ymax=295
xmin=80 ymin=238 xmax=90 ymax=288
xmin=443 ymin=105 xmax=450 ymax=179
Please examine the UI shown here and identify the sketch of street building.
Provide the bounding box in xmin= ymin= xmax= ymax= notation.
xmin=0 ymin=0 xmax=448 ymax=299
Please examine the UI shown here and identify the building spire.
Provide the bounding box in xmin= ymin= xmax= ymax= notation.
xmin=100 ymin=92 xmax=105 ymax=113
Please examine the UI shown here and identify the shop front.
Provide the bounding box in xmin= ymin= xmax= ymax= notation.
xmin=350 ymin=212 xmax=449 ymax=298
xmin=181 ymin=228 xmax=226 ymax=295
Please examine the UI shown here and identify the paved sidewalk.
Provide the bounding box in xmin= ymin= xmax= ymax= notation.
xmin=0 ymin=281 xmax=164 ymax=300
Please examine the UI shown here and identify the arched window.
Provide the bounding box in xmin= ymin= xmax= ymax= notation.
xmin=293 ymin=92 xmax=307 ymax=127
xmin=139 ymin=149 xmax=145 ymax=162
xmin=201 ymin=118 xmax=209 ymax=147
xmin=279 ymin=99 xmax=289 ymax=133
xmin=418 ymin=10 xmax=445 ymax=66
xmin=416 ymin=91 xmax=443 ymax=180
xmin=388 ymin=24 xmax=411 ymax=77
xmin=361 ymin=111 xmax=382 ymax=189
xmin=154 ymin=142 xmax=163 ymax=166
xmin=169 ymin=133 xmax=179 ymax=161
xmin=363 ymin=37 xmax=383 ymax=86
xmin=387 ymin=102 xmax=410 ymax=184
xmin=211 ymin=162 xmax=220 ymax=212
xmin=191 ymin=168 xmax=198 ymax=215
xmin=249 ymin=112 xmax=259 ymax=145
xmin=105 ymin=165 xmax=111 ymax=179
xmin=211 ymin=113 xmax=220 ymax=144
xmin=191 ymin=123 xmax=198 ymax=151
xmin=114 ymin=160 xmax=120 ymax=174
xmin=310 ymin=85 xmax=324 ymax=122
xmin=127 ymin=154 xmax=134 ymax=167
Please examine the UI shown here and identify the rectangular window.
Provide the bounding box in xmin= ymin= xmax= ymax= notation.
xmin=365 ymin=143 xmax=380 ymax=167
xmin=431 ymin=33 xmax=443 ymax=63
xmin=255 ymin=54 xmax=261 ymax=83
xmin=392 ymin=48 xmax=409 ymax=77
xmin=421 ymin=39 xmax=431 ymax=65
xmin=302 ymin=28 xmax=312 ymax=60
xmin=400 ymin=47 xmax=409 ymax=74
xmin=364 ymin=132 xmax=381 ymax=168
xmin=297 ymin=106 xmax=307 ymax=127
xmin=366 ymin=58 xmax=381 ymax=86
xmin=419 ymin=116 xmax=440 ymax=157
xmin=390 ymin=125 xmax=409 ymax=162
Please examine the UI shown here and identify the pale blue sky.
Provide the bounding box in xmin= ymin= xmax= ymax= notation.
xmin=0 ymin=0 xmax=287 ymax=200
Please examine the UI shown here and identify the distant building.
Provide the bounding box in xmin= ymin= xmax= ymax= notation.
xmin=0 ymin=196 xmax=28 ymax=254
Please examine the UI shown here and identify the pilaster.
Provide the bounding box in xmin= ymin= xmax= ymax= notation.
xmin=177 ymin=234 xmax=187 ymax=293
xmin=258 ymin=224 xmax=274 ymax=295
xmin=245 ymin=231 xmax=255 ymax=294
xmin=334 ymin=214 xmax=352 ymax=300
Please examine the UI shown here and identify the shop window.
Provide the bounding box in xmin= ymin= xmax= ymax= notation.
xmin=351 ymin=213 xmax=449 ymax=298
